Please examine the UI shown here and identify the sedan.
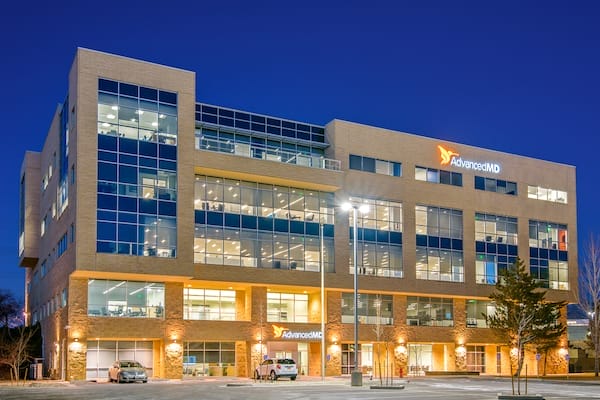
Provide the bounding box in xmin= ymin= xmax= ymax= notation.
xmin=108 ymin=360 xmax=148 ymax=383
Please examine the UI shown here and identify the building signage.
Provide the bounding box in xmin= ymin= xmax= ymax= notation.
xmin=437 ymin=145 xmax=501 ymax=174
xmin=272 ymin=324 xmax=322 ymax=340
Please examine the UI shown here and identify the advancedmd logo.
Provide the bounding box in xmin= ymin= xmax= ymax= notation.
xmin=437 ymin=145 xmax=501 ymax=174
xmin=272 ymin=325 xmax=322 ymax=340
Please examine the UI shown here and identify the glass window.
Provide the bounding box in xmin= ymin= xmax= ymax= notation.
xmin=87 ymin=279 xmax=164 ymax=318
xmin=406 ymin=296 xmax=453 ymax=326
xmin=341 ymin=293 xmax=393 ymax=325
xmin=183 ymin=288 xmax=236 ymax=320
xmin=267 ymin=292 xmax=308 ymax=323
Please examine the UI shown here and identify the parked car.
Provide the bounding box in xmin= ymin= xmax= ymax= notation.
xmin=254 ymin=358 xmax=297 ymax=380
xmin=108 ymin=360 xmax=148 ymax=383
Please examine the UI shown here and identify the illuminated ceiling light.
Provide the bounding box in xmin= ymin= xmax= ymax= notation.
xmin=159 ymin=114 xmax=165 ymax=119
xmin=152 ymin=122 xmax=158 ymax=127
xmin=136 ymin=109 xmax=144 ymax=115
xmin=111 ymin=106 xmax=119 ymax=111
xmin=107 ymin=114 xmax=116 ymax=119
xmin=102 ymin=122 xmax=110 ymax=127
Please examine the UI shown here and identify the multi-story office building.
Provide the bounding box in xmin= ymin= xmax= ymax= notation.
xmin=19 ymin=48 xmax=577 ymax=381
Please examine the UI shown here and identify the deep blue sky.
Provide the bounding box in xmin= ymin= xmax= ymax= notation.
xmin=2 ymin=1 xmax=600 ymax=301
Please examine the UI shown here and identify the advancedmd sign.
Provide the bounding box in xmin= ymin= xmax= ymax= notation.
xmin=438 ymin=145 xmax=501 ymax=174
xmin=272 ymin=324 xmax=322 ymax=340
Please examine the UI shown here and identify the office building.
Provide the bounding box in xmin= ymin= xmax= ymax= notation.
xmin=19 ymin=48 xmax=577 ymax=380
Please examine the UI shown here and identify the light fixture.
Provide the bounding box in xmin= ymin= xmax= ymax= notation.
xmin=107 ymin=114 xmax=115 ymax=119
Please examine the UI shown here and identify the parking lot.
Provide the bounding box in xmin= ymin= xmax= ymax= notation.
xmin=1 ymin=376 xmax=600 ymax=400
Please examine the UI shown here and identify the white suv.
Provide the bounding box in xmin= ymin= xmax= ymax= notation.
xmin=255 ymin=358 xmax=298 ymax=380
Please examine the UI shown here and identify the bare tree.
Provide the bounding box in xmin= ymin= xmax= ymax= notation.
xmin=579 ymin=234 xmax=600 ymax=376
xmin=0 ymin=290 xmax=21 ymax=329
xmin=0 ymin=325 xmax=38 ymax=384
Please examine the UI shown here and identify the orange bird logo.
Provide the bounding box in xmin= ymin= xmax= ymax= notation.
xmin=438 ymin=145 xmax=459 ymax=165
xmin=272 ymin=324 xmax=288 ymax=338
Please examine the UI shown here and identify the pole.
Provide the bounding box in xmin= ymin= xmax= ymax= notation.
xmin=351 ymin=206 xmax=362 ymax=386
xmin=320 ymin=223 xmax=325 ymax=382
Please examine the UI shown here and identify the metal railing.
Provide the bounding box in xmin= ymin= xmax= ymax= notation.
xmin=196 ymin=136 xmax=341 ymax=171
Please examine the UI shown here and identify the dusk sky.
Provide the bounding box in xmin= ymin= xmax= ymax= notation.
xmin=2 ymin=1 xmax=600 ymax=301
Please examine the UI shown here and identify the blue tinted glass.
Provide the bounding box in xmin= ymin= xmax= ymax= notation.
xmin=549 ymin=249 xmax=559 ymax=260
xmin=159 ymin=160 xmax=177 ymax=171
xmin=139 ymin=141 xmax=158 ymax=157
xmin=241 ymin=215 xmax=257 ymax=229
xmin=139 ymin=157 xmax=157 ymax=168
xmin=274 ymin=218 xmax=288 ymax=232
xmin=452 ymin=173 xmax=462 ymax=186
xmin=118 ymin=196 xmax=137 ymax=212
xmin=97 ymin=210 xmax=116 ymax=221
xmin=251 ymin=115 xmax=265 ymax=124
xmin=118 ymin=165 xmax=137 ymax=184
xmin=428 ymin=236 xmax=440 ymax=247
xmin=251 ymin=123 xmax=265 ymax=132
xmin=120 ymin=83 xmax=138 ymax=97
xmin=98 ymin=162 xmax=117 ymax=181
xmin=202 ymin=105 xmax=217 ymax=114
xmin=486 ymin=243 xmax=497 ymax=253
xmin=118 ymin=223 xmax=137 ymax=242
xmin=139 ymin=199 xmax=157 ymax=214
xmin=297 ymin=131 xmax=310 ymax=141
xmin=452 ymin=239 xmax=463 ymax=250
xmin=97 ymin=241 xmax=117 ymax=253
xmin=440 ymin=237 xmax=451 ymax=249
xmin=416 ymin=234 xmax=427 ymax=247
xmin=393 ymin=163 xmax=402 ymax=177
xmin=224 ymin=213 xmax=240 ymax=227
xmin=159 ymin=90 xmax=177 ymax=105
xmin=202 ymin=114 xmax=218 ymax=124
xmin=530 ymin=258 xmax=539 ymax=266
xmin=236 ymin=112 xmax=250 ymax=121
xmin=530 ymin=247 xmax=538 ymax=257
xmin=97 ymin=222 xmax=116 ymax=240
xmin=267 ymin=125 xmax=280 ymax=135
xmin=290 ymin=220 xmax=304 ymax=234
xmin=194 ymin=210 xmax=206 ymax=224
xmin=498 ymin=255 xmax=507 ymax=263
xmin=530 ymin=266 xmax=539 ymax=277
xmin=258 ymin=217 xmax=273 ymax=231
xmin=99 ymin=78 xmax=118 ymax=93
xmin=119 ymin=137 xmax=138 ymax=154
xmin=323 ymin=224 xmax=334 ymax=237
xmin=305 ymin=222 xmax=319 ymax=236
xmin=140 ymin=86 xmax=158 ymax=100
xmin=98 ymin=151 xmax=117 ymax=162
xmin=349 ymin=155 xmax=362 ymax=170
xmin=282 ymin=128 xmax=295 ymax=138
xmin=236 ymin=120 xmax=251 ymax=130
xmin=207 ymin=211 xmax=223 ymax=226
xmin=475 ymin=241 xmax=485 ymax=252
xmin=559 ymin=251 xmax=568 ymax=261
xmin=362 ymin=157 xmax=375 ymax=173
xmin=219 ymin=117 xmax=234 ymax=127
xmin=389 ymin=232 xmax=402 ymax=244
xmin=474 ymin=176 xmax=485 ymax=190
xmin=376 ymin=230 xmax=389 ymax=243
xmin=508 ymin=245 xmax=518 ymax=256
xmin=158 ymin=201 xmax=176 ymax=216
xmin=99 ymin=134 xmax=118 ymax=151
xmin=311 ymin=134 xmax=325 ymax=143
xmin=363 ymin=229 xmax=376 ymax=242
xmin=119 ymin=154 xmax=137 ymax=165
xmin=97 ymin=194 xmax=117 ymax=210
xmin=539 ymin=248 xmax=549 ymax=259
xmin=118 ymin=212 xmax=137 ymax=223
xmin=159 ymin=144 xmax=177 ymax=160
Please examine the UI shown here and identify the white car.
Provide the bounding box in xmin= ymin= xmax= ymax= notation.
xmin=108 ymin=360 xmax=148 ymax=383
xmin=254 ymin=358 xmax=298 ymax=380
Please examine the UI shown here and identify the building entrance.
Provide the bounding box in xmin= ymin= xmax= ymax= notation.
xmin=266 ymin=341 xmax=309 ymax=376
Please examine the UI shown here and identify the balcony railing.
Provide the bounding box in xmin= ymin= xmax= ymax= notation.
xmin=196 ymin=136 xmax=341 ymax=171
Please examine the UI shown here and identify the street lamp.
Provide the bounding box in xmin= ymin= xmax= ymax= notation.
xmin=342 ymin=201 xmax=369 ymax=386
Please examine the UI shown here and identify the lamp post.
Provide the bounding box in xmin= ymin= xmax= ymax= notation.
xmin=342 ymin=201 xmax=368 ymax=386
xmin=320 ymin=222 xmax=325 ymax=382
